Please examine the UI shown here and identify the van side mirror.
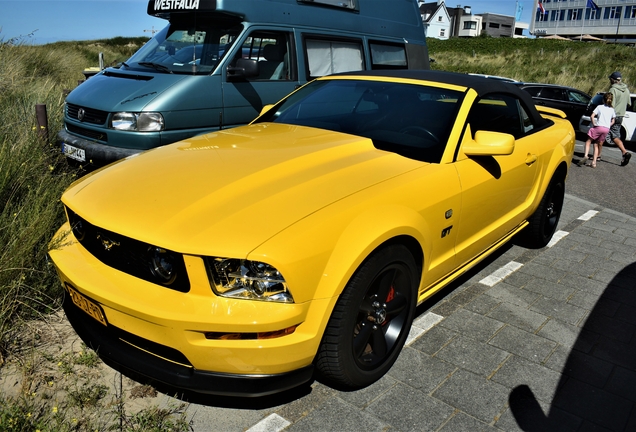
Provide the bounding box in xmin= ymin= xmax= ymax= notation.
xmin=227 ymin=58 xmax=259 ymax=78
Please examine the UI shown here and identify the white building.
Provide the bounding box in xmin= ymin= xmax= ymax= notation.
xmin=419 ymin=1 xmax=527 ymax=39
xmin=531 ymin=0 xmax=636 ymax=42
xmin=419 ymin=0 xmax=452 ymax=39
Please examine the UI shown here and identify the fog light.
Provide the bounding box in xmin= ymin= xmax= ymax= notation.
xmin=149 ymin=247 xmax=177 ymax=284
xmin=71 ymin=218 xmax=85 ymax=241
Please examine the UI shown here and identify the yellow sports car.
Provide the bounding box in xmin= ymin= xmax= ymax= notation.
xmin=49 ymin=71 xmax=575 ymax=397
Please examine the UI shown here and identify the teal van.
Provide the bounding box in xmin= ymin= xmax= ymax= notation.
xmin=58 ymin=0 xmax=429 ymax=166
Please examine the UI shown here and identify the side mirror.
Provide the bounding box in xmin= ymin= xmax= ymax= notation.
xmin=259 ymin=104 xmax=274 ymax=116
xmin=227 ymin=58 xmax=259 ymax=78
xmin=463 ymin=130 xmax=515 ymax=156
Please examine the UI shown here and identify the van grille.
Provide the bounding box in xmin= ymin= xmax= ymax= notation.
xmin=66 ymin=123 xmax=108 ymax=142
xmin=66 ymin=103 xmax=109 ymax=125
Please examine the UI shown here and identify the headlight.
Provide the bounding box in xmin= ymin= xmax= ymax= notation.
xmin=111 ymin=112 xmax=164 ymax=131
xmin=205 ymin=258 xmax=294 ymax=303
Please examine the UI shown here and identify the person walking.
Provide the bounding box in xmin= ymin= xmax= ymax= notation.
xmin=578 ymin=92 xmax=615 ymax=168
xmin=607 ymin=71 xmax=632 ymax=167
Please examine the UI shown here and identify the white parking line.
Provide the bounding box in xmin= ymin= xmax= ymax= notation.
xmin=479 ymin=261 xmax=523 ymax=287
xmin=578 ymin=210 xmax=599 ymax=221
xmin=406 ymin=312 xmax=444 ymax=346
xmin=246 ymin=414 xmax=291 ymax=432
xmin=547 ymin=230 xmax=569 ymax=248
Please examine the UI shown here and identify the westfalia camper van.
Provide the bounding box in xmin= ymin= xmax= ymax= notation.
xmin=58 ymin=0 xmax=430 ymax=166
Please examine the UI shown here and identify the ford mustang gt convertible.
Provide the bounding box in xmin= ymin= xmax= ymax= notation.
xmin=49 ymin=70 xmax=575 ymax=397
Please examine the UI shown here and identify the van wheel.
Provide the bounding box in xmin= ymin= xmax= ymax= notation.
xmin=521 ymin=175 xmax=564 ymax=249
xmin=315 ymin=244 xmax=417 ymax=389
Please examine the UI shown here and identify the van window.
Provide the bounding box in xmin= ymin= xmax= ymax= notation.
xmin=370 ymin=42 xmax=407 ymax=69
xmin=299 ymin=0 xmax=357 ymax=9
xmin=126 ymin=19 xmax=243 ymax=75
xmin=238 ymin=31 xmax=293 ymax=81
xmin=305 ymin=38 xmax=364 ymax=78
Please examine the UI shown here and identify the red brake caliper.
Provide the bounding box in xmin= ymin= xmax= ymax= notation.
xmin=386 ymin=286 xmax=395 ymax=302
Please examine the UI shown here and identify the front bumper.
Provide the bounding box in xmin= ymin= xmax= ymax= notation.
xmin=62 ymin=292 xmax=314 ymax=397
xmin=57 ymin=129 xmax=141 ymax=166
xmin=578 ymin=115 xmax=591 ymax=135
xmin=49 ymin=224 xmax=332 ymax=396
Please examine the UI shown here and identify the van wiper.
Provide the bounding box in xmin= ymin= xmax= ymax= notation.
xmin=138 ymin=62 xmax=173 ymax=74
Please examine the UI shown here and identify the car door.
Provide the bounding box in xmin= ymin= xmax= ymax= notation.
xmin=453 ymin=94 xmax=540 ymax=266
xmin=564 ymin=89 xmax=591 ymax=126
xmin=535 ymin=86 xmax=570 ymax=117
xmin=222 ymin=29 xmax=300 ymax=127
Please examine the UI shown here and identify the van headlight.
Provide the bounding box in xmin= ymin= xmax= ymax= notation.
xmin=204 ymin=257 xmax=294 ymax=303
xmin=111 ymin=112 xmax=164 ymax=131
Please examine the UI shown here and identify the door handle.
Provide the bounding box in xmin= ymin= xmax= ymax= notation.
xmin=525 ymin=154 xmax=538 ymax=165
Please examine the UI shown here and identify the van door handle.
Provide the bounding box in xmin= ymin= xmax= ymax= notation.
xmin=525 ymin=153 xmax=538 ymax=165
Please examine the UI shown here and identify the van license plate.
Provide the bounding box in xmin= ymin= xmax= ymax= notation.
xmin=65 ymin=283 xmax=107 ymax=326
xmin=62 ymin=143 xmax=86 ymax=162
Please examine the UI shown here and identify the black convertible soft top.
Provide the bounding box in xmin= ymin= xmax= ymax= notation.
xmin=335 ymin=69 xmax=549 ymax=127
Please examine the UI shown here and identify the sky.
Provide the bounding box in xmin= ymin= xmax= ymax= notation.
xmin=0 ymin=0 xmax=535 ymax=45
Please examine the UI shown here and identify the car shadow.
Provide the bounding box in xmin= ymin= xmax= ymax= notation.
xmin=508 ymin=262 xmax=636 ymax=431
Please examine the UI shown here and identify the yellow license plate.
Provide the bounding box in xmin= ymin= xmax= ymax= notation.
xmin=65 ymin=283 xmax=108 ymax=326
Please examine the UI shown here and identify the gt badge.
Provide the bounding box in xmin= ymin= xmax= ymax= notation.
xmin=441 ymin=226 xmax=453 ymax=238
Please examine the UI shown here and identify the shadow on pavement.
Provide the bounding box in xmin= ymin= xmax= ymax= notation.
xmin=509 ymin=262 xmax=636 ymax=431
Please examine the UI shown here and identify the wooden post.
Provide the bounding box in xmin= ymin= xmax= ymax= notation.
xmin=35 ymin=104 xmax=49 ymax=144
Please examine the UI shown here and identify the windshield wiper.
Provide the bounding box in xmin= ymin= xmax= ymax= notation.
xmin=138 ymin=62 xmax=173 ymax=74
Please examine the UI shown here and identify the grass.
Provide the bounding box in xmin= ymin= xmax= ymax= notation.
xmin=0 ymin=32 xmax=634 ymax=429
xmin=427 ymin=36 xmax=636 ymax=95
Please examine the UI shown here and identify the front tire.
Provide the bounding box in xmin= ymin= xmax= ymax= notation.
xmin=521 ymin=175 xmax=565 ymax=248
xmin=315 ymin=244 xmax=418 ymax=389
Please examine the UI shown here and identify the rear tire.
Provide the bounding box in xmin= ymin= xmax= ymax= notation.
xmin=315 ymin=244 xmax=418 ymax=390
xmin=520 ymin=175 xmax=565 ymax=248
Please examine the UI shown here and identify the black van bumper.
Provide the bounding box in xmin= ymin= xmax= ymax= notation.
xmin=57 ymin=129 xmax=141 ymax=165
xmin=62 ymin=293 xmax=315 ymax=398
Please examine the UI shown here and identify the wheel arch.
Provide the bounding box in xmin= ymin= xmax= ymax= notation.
xmin=311 ymin=209 xmax=428 ymax=303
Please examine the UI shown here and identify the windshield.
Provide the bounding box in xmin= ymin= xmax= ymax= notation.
xmin=125 ymin=18 xmax=243 ymax=75
xmin=256 ymin=79 xmax=463 ymax=163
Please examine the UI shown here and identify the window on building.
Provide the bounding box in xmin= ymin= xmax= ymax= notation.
xmin=463 ymin=21 xmax=477 ymax=30
xmin=489 ymin=22 xmax=500 ymax=29
xmin=628 ymin=6 xmax=636 ymax=19
xmin=440 ymin=28 xmax=446 ymax=37
xmin=605 ymin=6 xmax=621 ymax=19
xmin=438 ymin=15 xmax=443 ymax=22
xmin=569 ymin=9 xmax=582 ymax=20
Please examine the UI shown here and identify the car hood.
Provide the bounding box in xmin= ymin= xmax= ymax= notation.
xmin=62 ymin=123 xmax=424 ymax=256
xmin=66 ymin=69 xmax=189 ymax=112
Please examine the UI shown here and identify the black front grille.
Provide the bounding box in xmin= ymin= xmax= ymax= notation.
xmin=66 ymin=103 xmax=109 ymax=125
xmin=66 ymin=123 xmax=108 ymax=142
xmin=66 ymin=207 xmax=190 ymax=293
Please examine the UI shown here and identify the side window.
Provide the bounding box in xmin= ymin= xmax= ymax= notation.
xmin=370 ymin=42 xmax=407 ymax=70
xmin=305 ymin=37 xmax=363 ymax=79
xmin=239 ymin=31 xmax=292 ymax=81
xmin=521 ymin=86 xmax=541 ymax=97
xmin=538 ymin=87 xmax=564 ymax=101
xmin=568 ymin=90 xmax=590 ymax=104
xmin=467 ymin=94 xmax=525 ymax=139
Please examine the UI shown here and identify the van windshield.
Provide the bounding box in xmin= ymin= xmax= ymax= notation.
xmin=125 ymin=18 xmax=243 ymax=75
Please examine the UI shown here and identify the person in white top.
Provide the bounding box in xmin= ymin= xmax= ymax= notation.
xmin=578 ymin=92 xmax=615 ymax=168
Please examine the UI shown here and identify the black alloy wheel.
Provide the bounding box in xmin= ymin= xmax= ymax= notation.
xmin=315 ymin=244 xmax=418 ymax=389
